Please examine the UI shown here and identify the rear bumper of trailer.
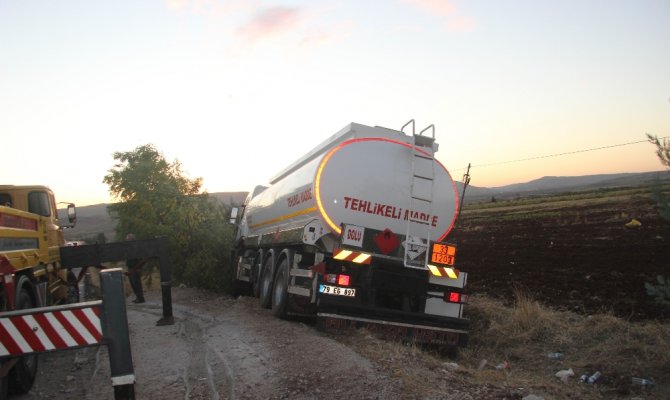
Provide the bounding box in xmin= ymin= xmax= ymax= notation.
xmin=316 ymin=304 xmax=469 ymax=347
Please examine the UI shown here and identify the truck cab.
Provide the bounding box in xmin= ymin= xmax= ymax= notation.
xmin=0 ymin=185 xmax=77 ymax=309
xmin=0 ymin=185 xmax=76 ymax=253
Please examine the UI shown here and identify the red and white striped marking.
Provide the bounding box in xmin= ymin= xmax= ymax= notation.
xmin=0 ymin=306 xmax=102 ymax=357
xmin=427 ymin=265 xmax=459 ymax=279
xmin=332 ymin=248 xmax=372 ymax=264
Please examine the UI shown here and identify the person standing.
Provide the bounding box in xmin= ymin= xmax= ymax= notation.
xmin=125 ymin=233 xmax=146 ymax=303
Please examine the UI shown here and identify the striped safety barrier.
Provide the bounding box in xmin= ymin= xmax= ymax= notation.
xmin=0 ymin=302 xmax=102 ymax=357
xmin=1 ymin=269 xmax=135 ymax=399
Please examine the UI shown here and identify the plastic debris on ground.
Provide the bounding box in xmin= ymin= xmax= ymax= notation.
xmin=631 ymin=377 xmax=655 ymax=388
xmin=477 ymin=359 xmax=511 ymax=374
xmin=555 ymin=368 xmax=574 ymax=383
xmin=587 ymin=371 xmax=601 ymax=384
xmin=443 ymin=362 xmax=459 ymax=371
xmin=495 ymin=361 xmax=510 ymax=370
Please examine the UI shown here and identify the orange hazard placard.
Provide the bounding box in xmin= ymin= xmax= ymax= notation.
xmin=430 ymin=243 xmax=456 ymax=266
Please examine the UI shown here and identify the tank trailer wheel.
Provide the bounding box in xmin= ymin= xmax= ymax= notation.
xmin=271 ymin=258 xmax=289 ymax=318
xmin=8 ymin=288 xmax=38 ymax=395
xmin=259 ymin=257 xmax=274 ymax=309
xmin=251 ymin=256 xmax=261 ymax=298
xmin=230 ymin=252 xmax=248 ymax=297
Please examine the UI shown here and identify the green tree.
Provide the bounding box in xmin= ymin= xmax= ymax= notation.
xmin=647 ymin=134 xmax=670 ymax=169
xmin=646 ymin=134 xmax=670 ymax=306
xmin=647 ymin=134 xmax=670 ymax=221
xmin=103 ymin=144 xmax=235 ymax=292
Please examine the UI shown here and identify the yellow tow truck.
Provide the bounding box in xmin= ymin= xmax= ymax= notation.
xmin=0 ymin=185 xmax=77 ymax=395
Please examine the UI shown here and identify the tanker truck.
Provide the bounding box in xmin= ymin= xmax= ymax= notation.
xmin=230 ymin=121 xmax=468 ymax=346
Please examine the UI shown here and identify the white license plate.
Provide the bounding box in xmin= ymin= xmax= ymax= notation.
xmin=319 ymin=284 xmax=356 ymax=297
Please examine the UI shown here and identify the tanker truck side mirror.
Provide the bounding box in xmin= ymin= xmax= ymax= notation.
xmin=229 ymin=207 xmax=239 ymax=224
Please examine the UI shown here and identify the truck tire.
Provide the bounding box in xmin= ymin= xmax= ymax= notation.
xmin=251 ymin=256 xmax=261 ymax=298
xmin=1 ymin=373 xmax=8 ymax=400
xmin=259 ymin=256 xmax=274 ymax=309
xmin=230 ymin=253 xmax=244 ymax=297
xmin=271 ymin=258 xmax=289 ymax=318
xmin=8 ymin=288 xmax=38 ymax=395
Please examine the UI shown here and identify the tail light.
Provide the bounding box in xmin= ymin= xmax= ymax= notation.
xmin=325 ymin=274 xmax=351 ymax=287
xmin=337 ymin=274 xmax=350 ymax=286
xmin=445 ymin=291 xmax=468 ymax=304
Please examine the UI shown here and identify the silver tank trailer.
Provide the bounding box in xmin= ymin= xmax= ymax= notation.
xmin=238 ymin=122 xmax=459 ymax=252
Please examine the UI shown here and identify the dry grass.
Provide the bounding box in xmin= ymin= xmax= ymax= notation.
xmin=459 ymin=290 xmax=670 ymax=398
xmin=336 ymin=290 xmax=669 ymax=399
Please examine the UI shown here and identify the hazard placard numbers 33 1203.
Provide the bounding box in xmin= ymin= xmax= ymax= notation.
xmin=430 ymin=243 xmax=456 ymax=266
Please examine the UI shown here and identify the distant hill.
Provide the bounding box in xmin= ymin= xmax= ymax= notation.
xmin=458 ymin=171 xmax=670 ymax=203
xmin=62 ymin=171 xmax=669 ymax=242
xmin=61 ymin=203 xmax=116 ymax=242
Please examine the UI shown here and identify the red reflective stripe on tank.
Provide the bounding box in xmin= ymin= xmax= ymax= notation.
xmin=434 ymin=157 xmax=459 ymax=241
xmin=315 ymin=143 xmax=346 ymax=234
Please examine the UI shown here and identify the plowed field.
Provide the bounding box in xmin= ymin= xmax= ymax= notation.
xmin=450 ymin=187 xmax=670 ymax=321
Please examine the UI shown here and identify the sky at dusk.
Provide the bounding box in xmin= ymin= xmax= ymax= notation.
xmin=2 ymin=0 xmax=669 ymax=206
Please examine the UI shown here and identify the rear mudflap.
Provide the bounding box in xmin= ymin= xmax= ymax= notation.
xmin=316 ymin=310 xmax=468 ymax=347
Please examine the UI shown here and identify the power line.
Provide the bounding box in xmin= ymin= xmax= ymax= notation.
xmin=459 ymin=135 xmax=669 ymax=170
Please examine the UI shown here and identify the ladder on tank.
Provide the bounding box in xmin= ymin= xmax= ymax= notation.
xmin=401 ymin=120 xmax=436 ymax=270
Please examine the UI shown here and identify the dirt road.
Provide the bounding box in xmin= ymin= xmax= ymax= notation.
xmin=16 ymin=286 xmax=518 ymax=400
xmin=14 ymin=287 xmax=404 ymax=399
